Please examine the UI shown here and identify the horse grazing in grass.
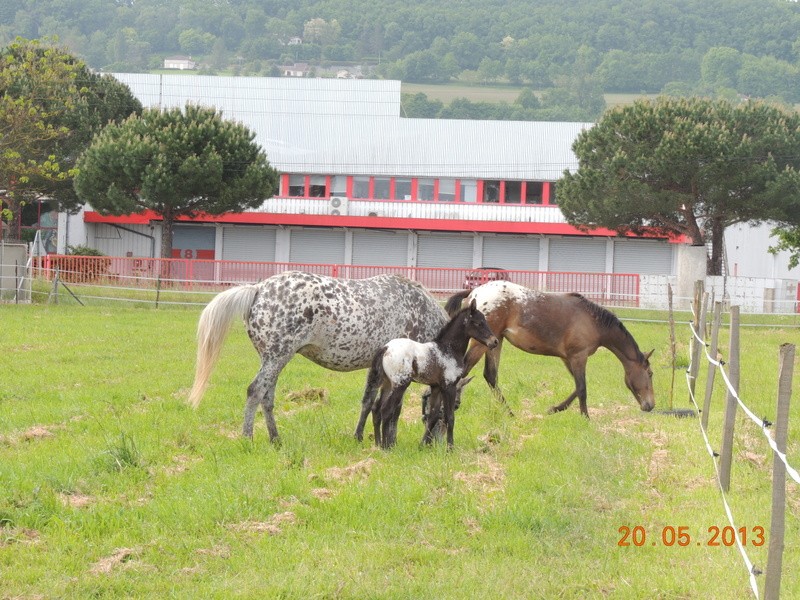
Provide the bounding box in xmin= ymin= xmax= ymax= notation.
xmin=356 ymin=299 xmax=498 ymax=449
xmin=444 ymin=281 xmax=655 ymax=417
xmin=188 ymin=271 xmax=448 ymax=441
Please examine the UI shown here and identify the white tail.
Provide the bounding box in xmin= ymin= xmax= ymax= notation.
xmin=188 ymin=284 xmax=259 ymax=408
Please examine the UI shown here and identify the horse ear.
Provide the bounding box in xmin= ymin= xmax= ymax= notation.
xmin=457 ymin=376 xmax=474 ymax=389
xmin=644 ymin=349 xmax=654 ymax=361
xmin=469 ymin=298 xmax=477 ymax=312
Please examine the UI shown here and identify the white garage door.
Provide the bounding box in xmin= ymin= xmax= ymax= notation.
xmin=352 ymin=230 xmax=408 ymax=266
xmin=482 ymin=235 xmax=540 ymax=271
xmin=613 ymin=240 xmax=673 ymax=275
xmin=549 ymin=237 xmax=607 ymax=272
xmin=416 ymin=233 xmax=473 ymax=268
xmin=221 ymin=226 xmax=276 ymax=262
xmin=289 ymin=228 xmax=345 ymax=264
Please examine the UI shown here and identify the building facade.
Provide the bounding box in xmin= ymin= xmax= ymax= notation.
xmin=61 ymin=74 xmax=799 ymax=282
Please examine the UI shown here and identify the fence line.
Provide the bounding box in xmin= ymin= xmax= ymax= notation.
xmin=689 ymin=321 xmax=800 ymax=486
xmin=686 ymin=284 xmax=797 ymax=598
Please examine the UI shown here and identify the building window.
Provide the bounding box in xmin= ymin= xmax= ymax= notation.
xmin=505 ymin=181 xmax=522 ymax=204
xmin=483 ymin=180 xmax=500 ymax=203
xmin=330 ymin=175 xmax=347 ymax=197
xmin=549 ymin=182 xmax=558 ymax=205
xmin=393 ymin=178 xmax=412 ymax=200
xmin=418 ymin=178 xmax=435 ymax=201
xmin=460 ymin=180 xmax=477 ymax=202
xmin=288 ymin=174 xmax=305 ymax=197
xmin=439 ymin=179 xmax=456 ymax=202
xmin=309 ymin=175 xmax=326 ymax=197
xmin=374 ymin=177 xmax=390 ymax=200
xmin=526 ymin=181 xmax=544 ymax=204
xmin=353 ymin=176 xmax=370 ymax=199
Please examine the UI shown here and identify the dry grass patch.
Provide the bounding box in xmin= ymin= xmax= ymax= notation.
xmin=89 ymin=547 xmax=137 ymax=575
xmin=228 ymin=511 xmax=298 ymax=535
xmin=324 ymin=457 xmax=377 ymax=484
xmin=57 ymin=492 xmax=94 ymax=509
xmin=454 ymin=454 xmax=506 ymax=496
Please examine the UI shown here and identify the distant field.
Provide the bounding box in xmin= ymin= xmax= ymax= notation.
xmin=401 ymin=82 xmax=657 ymax=108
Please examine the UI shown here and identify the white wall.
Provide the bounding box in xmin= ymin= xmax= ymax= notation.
xmin=725 ymin=222 xmax=799 ymax=279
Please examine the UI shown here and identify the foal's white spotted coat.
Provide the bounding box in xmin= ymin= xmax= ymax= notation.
xmin=381 ymin=339 xmax=462 ymax=387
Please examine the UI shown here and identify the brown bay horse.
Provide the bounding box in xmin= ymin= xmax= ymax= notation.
xmin=444 ymin=281 xmax=655 ymax=417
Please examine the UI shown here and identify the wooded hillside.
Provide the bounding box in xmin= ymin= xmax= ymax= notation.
xmin=2 ymin=0 xmax=799 ymax=117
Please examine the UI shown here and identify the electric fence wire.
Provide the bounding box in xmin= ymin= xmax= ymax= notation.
xmin=688 ymin=321 xmax=800 ymax=485
xmin=684 ymin=366 xmax=761 ymax=598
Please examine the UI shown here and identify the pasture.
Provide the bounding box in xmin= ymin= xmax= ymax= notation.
xmin=401 ymin=82 xmax=656 ymax=108
xmin=1 ymin=303 xmax=798 ymax=598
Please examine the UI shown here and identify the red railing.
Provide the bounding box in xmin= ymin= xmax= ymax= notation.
xmin=36 ymin=255 xmax=641 ymax=306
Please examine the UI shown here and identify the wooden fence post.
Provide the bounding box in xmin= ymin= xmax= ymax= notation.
xmin=668 ymin=284 xmax=676 ymax=409
xmin=701 ymin=301 xmax=724 ymax=431
xmin=719 ymin=305 xmax=740 ymax=492
xmin=763 ymin=343 xmax=795 ymax=600
xmin=688 ymin=280 xmax=705 ymax=403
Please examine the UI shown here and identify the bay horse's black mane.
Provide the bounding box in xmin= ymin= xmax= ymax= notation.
xmin=568 ymin=293 xmax=643 ymax=356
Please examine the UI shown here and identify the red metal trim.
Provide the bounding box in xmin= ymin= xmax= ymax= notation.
xmin=84 ymin=209 xmax=686 ymax=241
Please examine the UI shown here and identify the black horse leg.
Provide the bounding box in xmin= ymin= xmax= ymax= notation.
xmin=355 ymin=376 xmax=380 ymax=442
xmin=371 ymin=387 xmax=389 ymax=446
xmin=380 ymin=383 xmax=409 ymax=449
xmin=421 ymin=385 xmax=443 ymax=445
xmin=442 ymin=386 xmax=457 ymax=448
xmin=481 ymin=339 xmax=513 ymax=415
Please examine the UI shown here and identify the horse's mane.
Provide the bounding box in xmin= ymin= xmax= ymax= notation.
xmin=434 ymin=305 xmax=470 ymax=343
xmin=568 ymin=293 xmax=643 ymax=356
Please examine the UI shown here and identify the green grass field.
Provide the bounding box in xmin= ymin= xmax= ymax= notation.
xmin=401 ymin=82 xmax=656 ymax=108
xmin=1 ymin=303 xmax=797 ymax=598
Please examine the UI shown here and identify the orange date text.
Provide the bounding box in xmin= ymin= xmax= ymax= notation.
xmin=617 ymin=525 xmax=765 ymax=548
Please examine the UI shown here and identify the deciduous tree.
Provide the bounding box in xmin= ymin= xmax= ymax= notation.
xmin=557 ymin=97 xmax=800 ymax=275
xmin=0 ymin=37 xmax=141 ymax=234
xmin=74 ymin=104 xmax=279 ymax=259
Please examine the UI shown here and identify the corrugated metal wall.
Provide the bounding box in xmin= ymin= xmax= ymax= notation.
xmin=482 ymin=235 xmax=540 ymax=270
xmin=416 ymin=233 xmax=473 ymax=268
xmin=352 ymin=230 xmax=407 ymax=266
xmin=613 ymin=240 xmax=673 ymax=274
xmin=222 ymin=226 xmax=277 ymax=262
xmin=289 ymin=228 xmax=345 ymax=264
xmin=548 ymin=237 xmax=607 ymax=272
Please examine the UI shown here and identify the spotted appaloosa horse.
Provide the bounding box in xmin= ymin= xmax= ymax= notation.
xmin=188 ymin=271 xmax=448 ymax=441
xmin=356 ymin=299 xmax=498 ymax=449
xmin=444 ymin=281 xmax=655 ymax=417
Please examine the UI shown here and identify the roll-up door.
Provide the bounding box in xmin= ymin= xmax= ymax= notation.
xmin=613 ymin=240 xmax=673 ymax=275
xmin=221 ymin=226 xmax=276 ymax=262
xmin=289 ymin=228 xmax=345 ymax=264
xmin=482 ymin=235 xmax=540 ymax=270
xmin=416 ymin=233 xmax=473 ymax=268
xmin=549 ymin=237 xmax=606 ymax=272
xmin=172 ymin=225 xmax=216 ymax=260
xmin=352 ymin=230 xmax=408 ymax=266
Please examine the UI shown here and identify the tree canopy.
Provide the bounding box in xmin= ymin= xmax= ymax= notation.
xmin=556 ymin=97 xmax=800 ymax=275
xmin=74 ymin=104 xmax=279 ymax=258
xmin=2 ymin=0 xmax=800 ymax=114
xmin=0 ymin=38 xmax=141 ymax=232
